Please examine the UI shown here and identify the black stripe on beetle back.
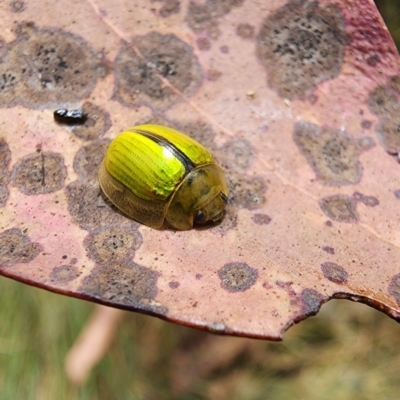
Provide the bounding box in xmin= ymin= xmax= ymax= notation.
xmin=134 ymin=129 xmax=195 ymax=175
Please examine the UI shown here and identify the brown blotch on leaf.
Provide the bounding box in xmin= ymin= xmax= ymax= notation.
xmin=0 ymin=139 xmax=11 ymax=173
xmin=294 ymin=122 xmax=363 ymax=186
xmin=169 ymin=281 xmax=180 ymax=289
xmin=255 ymin=0 xmax=346 ymax=99
xmin=114 ymin=32 xmax=202 ymax=110
xmin=321 ymin=262 xmax=348 ymax=284
xmin=220 ymin=45 xmax=229 ymax=54
xmin=79 ymin=261 xmax=167 ymax=314
xmin=322 ymin=246 xmax=335 ymax=255
xmin=300 ymin=288 xmax=324 ymax=315
xmin=357 ymin=136 xmax=375 ymax=151
xmin=0 ymin=186 xmax=9 ymax=207
xmin=218 ymin=262 xmax=258 ymax=292
xmin=0 ymin=139 xmax=11 ymax=206
xmin=71 ymin=102 xmax=112 ymax=141
xmin=228 ymin=175 xmax=266 ymax=210
xmin=388 ymin=273 xmax=400 ymax=307
xmin=73 ymin=140 xmax=110 ymax=183
xmin=375 ymin=114 xmax=400 ymax=155
xmin=186 ymin=0 xmax=244 ymax=38
xmin=236 ymin=23 xmax=255 ymax=39
xmin=368 ymin=83 xmax=398 ymax=115
xmin=196 ymin=37 xmax=211 ymax=51
xmin=0 ymin=23 xmax=100 ymax=108
xmin=65 ymin=181 xmax=129 ymax=231
xmin=252 ymin=213 xmax=271 ymax=225
xmin=50 ymin=265 xmax=79 ymax=283
xmin=9 ymin=1 xmax=25 ymax=13
xmin=207 ymin=69 xmax=222 ymax=81
xmin=319 ymin=195 xmax=358 ymax=223
xmin=0 ymin=228 xmax=42 ymax=267
xmin=219 ymin=138 xmax=255 ymax=171
xmin=10 ymin=0 xmax=26 ymax=13
xmin=11 ymin=152 xmax=66 ymax=195
xmin=361 ymin=120 xmax=372 ymax=130
xmin=352 ymin=192 xmax=379 ymax=207
xmin=84 ymin=225 xmax=142 ymax=265
xmin=159 ymin=0 xmax=180 ymax=18
xmin=368 ymin=77 xmax=400 ymax=155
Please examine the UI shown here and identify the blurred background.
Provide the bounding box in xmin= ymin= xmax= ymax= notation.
xmin=0 ymin=1 xmax=399 ymax=399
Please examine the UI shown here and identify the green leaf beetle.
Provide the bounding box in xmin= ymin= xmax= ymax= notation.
xmin=98 ymin=124 xmax=229 ymax=230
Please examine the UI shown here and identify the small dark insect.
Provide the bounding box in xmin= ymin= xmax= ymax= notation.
xmin=53 ymin=108 xmax=88 ymax=124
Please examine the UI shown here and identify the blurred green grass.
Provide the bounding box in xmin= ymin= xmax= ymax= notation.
xmin=0 ymin=1 xmax=399 ymax=399
xmin=1 ymin=276 xmax=400 ymax=400
xmin=375 ymin=0 xmax=400 ymax=51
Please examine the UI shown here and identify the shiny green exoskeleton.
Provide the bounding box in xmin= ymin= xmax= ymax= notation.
xmin=98 ymin=124 xmax=229 ymax=230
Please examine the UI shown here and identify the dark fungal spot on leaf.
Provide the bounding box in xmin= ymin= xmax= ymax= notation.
xmin=9 ymin=1 xmax=25 ymax=12
xmin=368 ymin=83 xmax=398 ymax=115
xmin=220 ymin=45 xmax=229 ymax=54
xmin=368 ymin=76 xmax=400 ymax=155
xmin=300 ymin=288 xmax=324 ymax=315
xmin=114 ymin=32 xmax=202 ymax=110
xmin=73 ymin=140 xmax=110 ymax=183
xmin=388 ymin=274 xmax=400 ymax=307
xmin=0 ymin=186 xmax=9 ymax=207
xmin=294 ymin=122 xmax=363 ymax=186
xmin=0 ymin=23 xmax=99 ymax=108
xmin=319 ymin=195 xmax=358 ymax=223
xmin=236 ymin=23 xmax=255 ymax=39
xmin=352 ymin=192 xmax=379 ymax=207
xmin=219 ymin=138 xmax=254 ymax=171
xmin=361 ymin=120 xmax=372 ymax=130
xmin=11 ymin=152 xmax=66 ymax=195
xmin=65 ymin=181 xmax=129 ymax=231
xmin=159 ymin=0 xmax=180 ymax=18
xmin=255 ymin=0 xmax=346 ymax=99
xmin=186 ymin=2 xmax=213 ymax=34
xmin=0 ymin=228 xmax=42 ymax=267
xmin=71 ymin=102 xmax=112 ymax=141
xmin=207 ymin=69 xmax=222 ymax=81
xmin=375 ymin=114 xmax=400 ymax=155
xmin=252 ymin=213 xmax=271 ymax=225
xmin=169 ymin=281 xmax=180 ymax=289
xmin=228 ymin=175 xmax=266 ymax=210
xmin=366 ymin=54 xmax=380 ymax=67
xmin=79 ymin=261 xmax=167 ymax=314
xmin=322 ymin=246 xmax=335 ymax=255
xmin=0 ymin=139 xmax=11 ymax=207
xmin=196 ymin=37 xmax=211 ymax=51
xmin=357 ymin=136 xmax=375 ymax=151
xmin=0 ymin=139 xmax=11 ymax=173
xmin=50 ymin=265 xmax=79 ymax=283
xmin=84 ymin=225 xmax=142 ymax=265
xmin=186 ymin=0 xmax=244 ymax=38
xmin=218 ymin=262 xmax=258 ymax=293
xmin=321 ymin=262 xmax=348 ymax=284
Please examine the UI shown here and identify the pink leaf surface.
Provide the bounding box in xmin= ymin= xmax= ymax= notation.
xmin=0 ymin=0 xmax=399 ymax=340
